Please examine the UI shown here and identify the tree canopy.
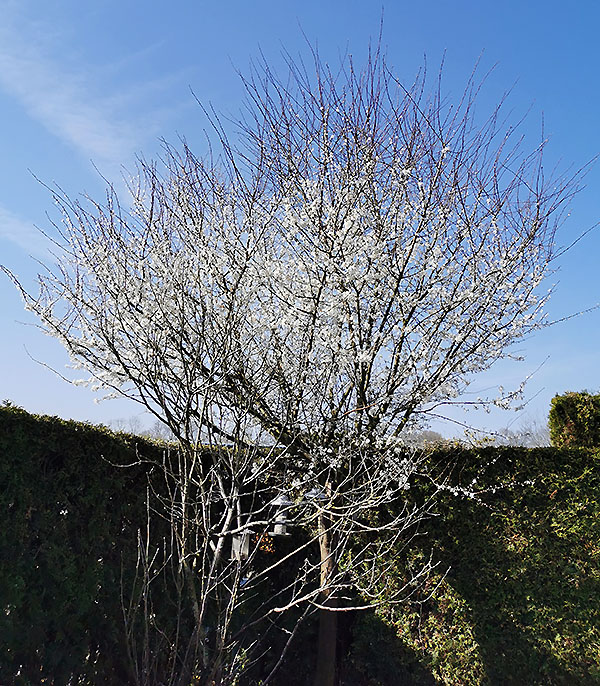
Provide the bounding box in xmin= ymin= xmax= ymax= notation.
xmin=4 ymin=46 xmax=581 ymax=685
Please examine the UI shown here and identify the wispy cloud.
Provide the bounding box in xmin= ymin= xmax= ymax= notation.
xmin=0 ymin=5 xmax=176 ymax=168
xmin=0 ymin=204 xmax=49 ymax=257
xmin=0 ymin=47 xmax=138 ymax=165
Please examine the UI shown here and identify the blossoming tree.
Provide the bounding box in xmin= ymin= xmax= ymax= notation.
xmin=5 ymin=48 xmax=578 ymax=685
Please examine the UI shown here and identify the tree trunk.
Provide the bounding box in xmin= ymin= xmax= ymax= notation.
xmin=314 ymin=605 xmax=337 ymax=686
xmin=313 ymin=488 xmax=337 ymax=686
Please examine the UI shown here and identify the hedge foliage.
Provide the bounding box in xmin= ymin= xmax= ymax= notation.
xmin=346 ymin=446 xmax=600 ymax=685
xmin=0 ymin=404 xmax=164 ymax=685
xmin=2 ymin=406 xmax=600 ymax=684
xmin=549 ymin=391 xmax=600 ymax=447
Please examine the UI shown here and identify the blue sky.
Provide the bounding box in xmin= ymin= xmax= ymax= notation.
xmin=1 ymin=0 xmax=598 ymax=436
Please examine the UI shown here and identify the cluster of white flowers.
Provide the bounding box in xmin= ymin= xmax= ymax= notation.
xmin=13 ymin=56 xmax=567 ymax=470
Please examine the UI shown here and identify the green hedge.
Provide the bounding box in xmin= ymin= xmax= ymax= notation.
xmin=2 ymin=407 xmax=600 ymax=685
xmin=346 ymin=446 xmax=600 ymax=685
xmin=0 ymin=405 xmax=164 ymax=685
xmin=549 ymin=391 xmax=600 ymax=447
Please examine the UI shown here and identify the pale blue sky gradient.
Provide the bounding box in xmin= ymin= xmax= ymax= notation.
xmin=1 ymin=0 xmax=598 ymax=436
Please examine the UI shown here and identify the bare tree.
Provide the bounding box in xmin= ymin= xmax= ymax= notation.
xmin=494 ymin=419 xmax=551 ymax=447
xmin=4 ymin=44 xmax=580 ymax=685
